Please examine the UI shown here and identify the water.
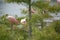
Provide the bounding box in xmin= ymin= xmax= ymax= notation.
xmin=0 ymin=0 xmax=38 ymax=17
xmin=0 ymin=1 xmax=60 ymax=21
xmin=0 ymin=2 xmax=28 ymax=17
xmin=0 ymin=0 xmax=4 ymax=16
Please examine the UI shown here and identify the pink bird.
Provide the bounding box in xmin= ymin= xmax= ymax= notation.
xmin=31 ymin=8 xmax=36 ymax=13
xmin=7 ymin=16 xmax=19 ymax=24
xmin=57 ymin=0 xmax=60 ymax=3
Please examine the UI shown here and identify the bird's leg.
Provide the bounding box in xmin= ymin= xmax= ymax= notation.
xmin=10 ymin=24 xmax=15 ymax=40
xmin=11 ymin=24 xmax=14 ymax=30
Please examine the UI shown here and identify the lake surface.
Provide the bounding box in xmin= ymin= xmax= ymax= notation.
xmin=0 ymin=2 xmax=60 ymax=21
xmin=0 ymin=2 xmax=28 ymax=17
xmin=0 ymin=0 xmax=38 ymax=17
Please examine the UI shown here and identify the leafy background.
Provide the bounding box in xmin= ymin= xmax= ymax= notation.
xmin=0 ymin=0 xmax=60 ymax=40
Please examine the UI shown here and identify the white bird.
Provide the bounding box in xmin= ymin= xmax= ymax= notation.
xmin=21 ymin=18 xmax=26 ymax=25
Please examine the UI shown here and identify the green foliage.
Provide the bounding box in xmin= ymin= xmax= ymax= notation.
xmin=21 ymin=9 xmax=28 ymax=14
xmin=1 ymin=0 xmax=60 ymax=40
xmin=32 ymin=1 xmax=60 ymax=13
xmin=32 ymin=22 xmax=60 ymax=40
xmin=32 ymin=1 xmax=49 ymax=9
xmin=48 ymin=5 xmax=60 ymax=13
xmin=54 ymin=21 xmax=60 ymax=33
xmin=0 ymin=15 xmax=60 ymax=40
xmin=5 ymin=0 xmax=29 ymax=4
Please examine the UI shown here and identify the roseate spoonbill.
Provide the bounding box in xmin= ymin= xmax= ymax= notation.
xmin=21 ymin=18 xmax=26 ymax=25
xmin=57 ymin=0 xmax=60 ymax=3
xmin=31 ymin=8 xmax=36 ymax=13
xmin=6 ymin=16 xmax=20 ymax=31
xmin=7 ymin=16 xmax=19 ymax=24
